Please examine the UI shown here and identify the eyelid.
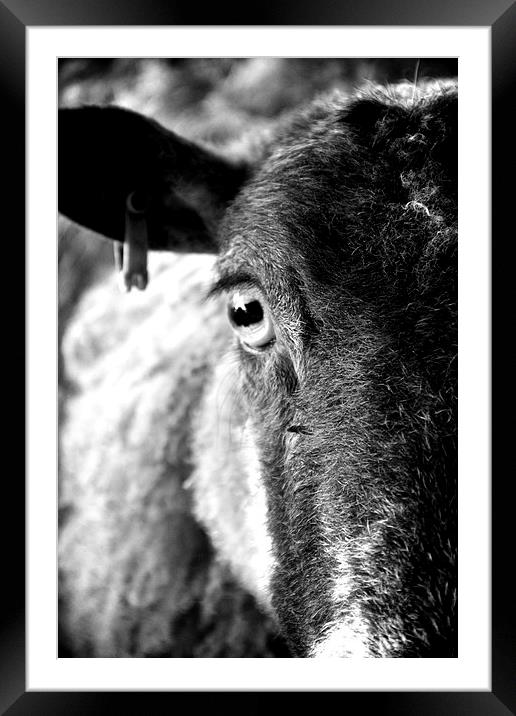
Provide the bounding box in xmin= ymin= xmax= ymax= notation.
xmin=205 ymin=273 xmax=264 ymax=301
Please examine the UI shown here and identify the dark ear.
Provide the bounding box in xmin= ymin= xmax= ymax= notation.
xmin=345 ymin=85 xmax=457 ymax=174
xmin=344 ymin=96 xmax=409 ymax=145
xmin=58 ymin=105 xmax=248 ymax=256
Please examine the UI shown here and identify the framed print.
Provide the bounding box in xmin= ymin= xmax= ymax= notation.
xmin=6 ymin=0 xmax=513 ymax=712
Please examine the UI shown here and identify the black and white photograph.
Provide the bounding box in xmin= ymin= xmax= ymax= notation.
xmin=4 ymin=0 xmax=507 ymax=707
xmin=57 ymin=57 xmax=459 ymax=659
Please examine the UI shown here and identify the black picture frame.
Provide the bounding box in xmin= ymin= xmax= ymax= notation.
xmin=7 ymin=0 xmax=512 ymax=713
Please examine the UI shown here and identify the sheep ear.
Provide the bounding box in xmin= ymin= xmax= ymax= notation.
xmin=58 ymin=106 xmax=248 ymax=275
xmin=345 ymin=87 xmax=457 ymax=163
xmin=344 ymin=96 xmax=408 ymax=144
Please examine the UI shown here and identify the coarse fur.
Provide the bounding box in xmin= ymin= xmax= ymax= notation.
xmin=59 ymin=80 xmax=457 ymax=657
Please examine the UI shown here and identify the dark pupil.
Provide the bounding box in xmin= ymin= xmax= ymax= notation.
xmin=230 ymin=300 xmax=264 ymax=327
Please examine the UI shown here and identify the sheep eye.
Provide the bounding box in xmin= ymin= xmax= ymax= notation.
xmin=227 ymin=290 xmax=275 ymax=350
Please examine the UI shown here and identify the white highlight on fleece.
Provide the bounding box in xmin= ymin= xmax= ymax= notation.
xmin=309 ymin=542 xmax=373 ymax=658
xmin=189 ymin=353 xmax=276 ymax=612
xmin=310 ymin=609 xmax=372 ymax=658
xmin=239 ymin=418 xmax=276 ymax=608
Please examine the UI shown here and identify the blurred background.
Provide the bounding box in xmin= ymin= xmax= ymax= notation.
xmin=58 ymin=57 xmax=457 ymax=405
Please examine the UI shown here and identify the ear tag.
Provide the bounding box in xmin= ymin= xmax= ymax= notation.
xmin=115 ymin=190 xmax=149 ymax=292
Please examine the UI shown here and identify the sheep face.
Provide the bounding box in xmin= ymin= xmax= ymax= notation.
xmin=189 ymin=86 xmax=457 ymax=657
